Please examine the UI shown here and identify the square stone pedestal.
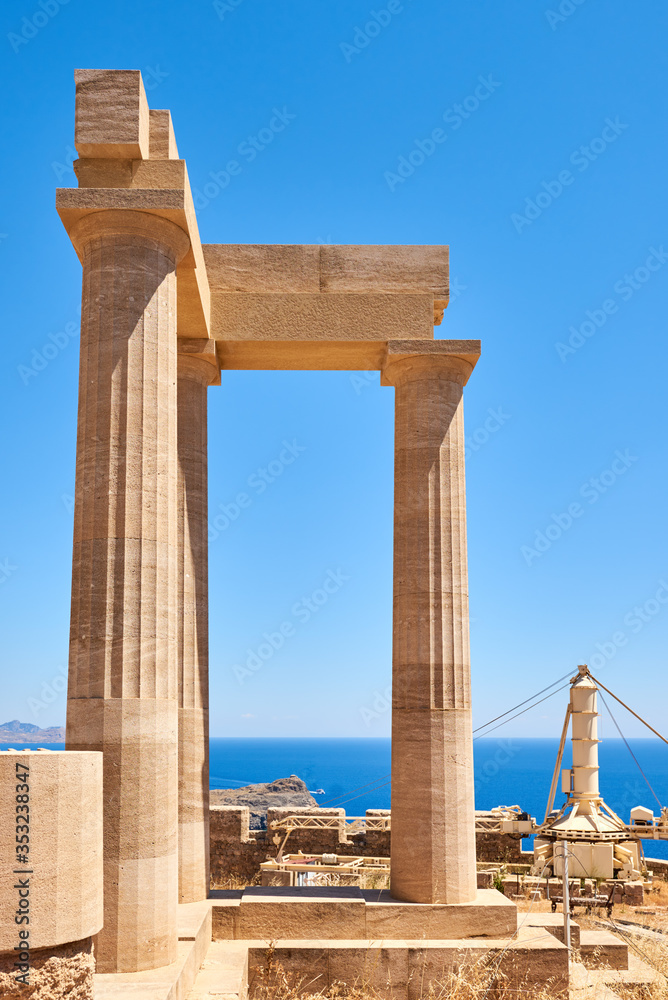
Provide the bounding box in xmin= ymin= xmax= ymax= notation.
xmin=210 ymin=885 xmax=517 ymax=941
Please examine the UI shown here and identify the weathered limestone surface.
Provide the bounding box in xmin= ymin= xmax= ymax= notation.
xmin=178 ymin=349 xmax=217 ymax=903
xmin=74 ymin=68 xmax=149 ymax=159
xmin=149 ymin=108 xmax=179 ymax=160
xmin=383 ymin=351 xmax=479 ymax=905
xmin=203 ymin=243 xmax=449 ymax=296
xmin=212 ymin=887 xmax=517 ymax=943
xmin=211 ymin=292 xmax=434 ymax=343
xmin=66 ymin=209 xmax=189 ymax=973
xmin=0 ymin=750 xmax=102 ymax=951
xmin=0 ymin=937 xmax=94 ymax=999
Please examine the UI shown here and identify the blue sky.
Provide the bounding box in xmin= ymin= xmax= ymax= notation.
xmin=0 ymin=0 xmax=667 ymax=738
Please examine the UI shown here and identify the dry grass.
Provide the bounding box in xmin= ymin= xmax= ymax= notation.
xmin=210 ymin=870 xmax=261 ymax=890
xmin=250 ymin=944 xmax=561 ymax=1000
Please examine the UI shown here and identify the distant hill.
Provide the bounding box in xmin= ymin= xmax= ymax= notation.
xmin=210 ymin=775 xmax=318 ymax=829
xmin=0 ymin=720 xmax=65 ymax=744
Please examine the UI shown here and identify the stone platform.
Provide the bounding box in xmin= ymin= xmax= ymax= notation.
xmin=189 ymin=925 xmax=569 ymax=999
xmin=93 ymin=888 xmax=656 ymax=999
xmin=210 ymin=886 xmax=518 ymax=941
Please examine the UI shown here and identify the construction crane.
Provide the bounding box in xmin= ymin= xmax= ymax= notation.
xmin=529 ymin=665 xmax=668 ymax=881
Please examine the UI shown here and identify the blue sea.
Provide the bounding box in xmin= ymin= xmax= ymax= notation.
xmin=5 ymin=737 xmax=668 ymax=859
xmin=207 ymin=736 xmax=668 ymax=861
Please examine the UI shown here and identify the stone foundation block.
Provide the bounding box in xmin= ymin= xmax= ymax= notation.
xmin=0 ymin=937 xmax=94 ymax=999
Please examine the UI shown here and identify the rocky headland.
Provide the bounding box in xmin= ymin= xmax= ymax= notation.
xmin=209 ymin=774 xmax=318 ymax=829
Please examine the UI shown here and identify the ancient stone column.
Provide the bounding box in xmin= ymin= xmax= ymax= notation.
xmin=383 ymin=352 xmax=478 ymax=905
xmin=177 ymin=348 xmax=217 ymax=902
xmin=65 ymin=209 xmax=190 ymax=973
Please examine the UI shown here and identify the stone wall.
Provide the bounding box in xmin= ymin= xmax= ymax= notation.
xmin=210 ymin=807 xmax=267 ymax=885
xmin=645 ymin=857 xmax=668 ymax=880
xmin=210 ymin=806 xmax=528 ymax=885
xmin=475 ymin=831 xmax=528 ymax=864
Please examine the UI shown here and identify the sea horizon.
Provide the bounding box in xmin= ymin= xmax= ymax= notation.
xmin=4 ymin=734 xmax=667 ymax=861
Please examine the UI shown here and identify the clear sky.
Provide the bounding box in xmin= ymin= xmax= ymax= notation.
xmin=0 ymin=0 xmax=666 ymax=739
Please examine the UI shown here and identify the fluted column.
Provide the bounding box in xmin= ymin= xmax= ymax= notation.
xmin=65 ymin=210 xmax=190 ymax=972
xmin=383 ymin=352 xmax=477 ymax=905
xmin=177 ymin=350 xmax=217 ymax=901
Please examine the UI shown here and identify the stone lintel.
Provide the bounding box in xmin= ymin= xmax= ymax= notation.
xmin=74 ymin=69 xmax=150 ymax=160
xmin=217 ymin=339 xmax=389 ymax=371
xmin=214 ymin=338 xmax=480 ymax=373
xmin=380 ymin=339 xmax=481 ymax=385
xmin=56 ymin=185 xmax=210 ymax=340
xmin=211 ymin=292 xmax=434 ymax=346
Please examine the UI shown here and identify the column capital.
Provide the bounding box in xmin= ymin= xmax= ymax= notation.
xmin=177 ymin=338 xmax=221 ymax=386
xmin=381 ymin=339 xmax=480 ymax=388
xmin=68 ymin=209 xmax=190 ymax=263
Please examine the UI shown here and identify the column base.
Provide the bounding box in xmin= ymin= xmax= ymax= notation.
xmin=211 ymin=886 xmax=517 ymax=941
xmin=67 ymin=697 xmax=178 ymax=973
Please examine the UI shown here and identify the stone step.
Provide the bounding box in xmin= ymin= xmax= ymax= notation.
xmin=572 ymin=952 xmax=663 ymax=994
xmin=185 ymin=941 xmax=248 ymax=1000
xmin=579 ymin=930 xmax=628 ymax=970
xmin=522 ymin=911 xmax=581 ymax=949
xmin=241 ymin=926 xmax=569 ymax=998
xmin=95 ymin=900 xmax=212 ymax=1000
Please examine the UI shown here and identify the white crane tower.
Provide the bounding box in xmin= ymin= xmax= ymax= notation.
xmin=529 ymin=665 xmax=668 ymax=881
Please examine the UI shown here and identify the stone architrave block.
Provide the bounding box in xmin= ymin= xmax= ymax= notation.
xmin=75 ymin=69 xmax=150 ymax=159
